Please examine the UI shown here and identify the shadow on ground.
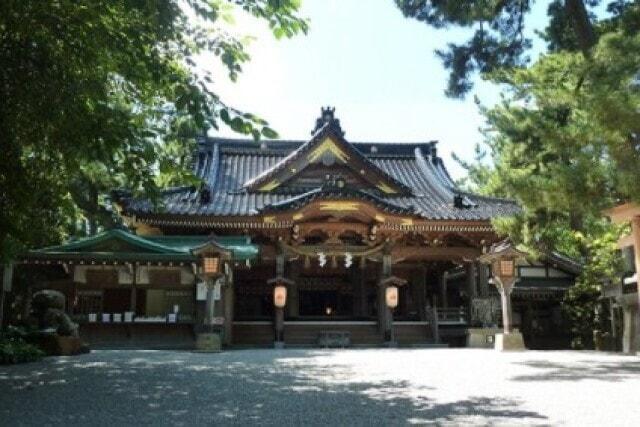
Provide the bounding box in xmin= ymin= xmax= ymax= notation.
xmin=511 ymin=356 xmax=640 ymax=382
xmin=0 ymin=350 xmax=547 ymax=426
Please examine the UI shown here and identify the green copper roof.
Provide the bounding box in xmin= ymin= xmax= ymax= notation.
xmin=28 ymin=229 xmax=258 ymax=261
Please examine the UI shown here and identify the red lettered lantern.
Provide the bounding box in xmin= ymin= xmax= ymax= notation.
xmin=385 ymin=286 xmax=398 ymax=309
xmin=273 ymin=285 xmax=287 ymax=308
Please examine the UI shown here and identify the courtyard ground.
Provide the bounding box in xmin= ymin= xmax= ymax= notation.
xmin=1 ymin=349 xmax=639 ymax=426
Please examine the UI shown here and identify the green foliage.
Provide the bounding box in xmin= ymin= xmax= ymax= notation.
xmin=562 ymin=224 xmax=625 ymax=348
xmin=395 ymin=0 xmax=637 ymax=97
xmin=445 ymin=2 xmax=640 ymax=346
xmin=0 ymin=1 xmax=307 ymax=262
xmin=0 ymin=326 xmax=45 ymax=365
xmin=395 ymin=0 xmax=533 ymax=97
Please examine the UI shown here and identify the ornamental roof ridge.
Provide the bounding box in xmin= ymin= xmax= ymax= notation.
xmin=242 ymin=108 xmax=413 ymax=195
xmin=204 ymin=137 xmax=439 ymax=156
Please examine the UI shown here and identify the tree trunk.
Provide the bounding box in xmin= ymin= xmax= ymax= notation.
xmin=565 ymin=0 xmax=597 ymax=54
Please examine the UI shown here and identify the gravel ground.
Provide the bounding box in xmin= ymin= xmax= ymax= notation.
xmin=1 ymin=349 xmax=640 ymax=426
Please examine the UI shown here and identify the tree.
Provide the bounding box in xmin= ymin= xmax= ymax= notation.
xmin=443 ymin=2 xmax=640 ymax=347
xmin=0 ymin=1 xmax=307 ymax=262
xmin=394 ymin=0 xmax=634 ymax=97
xmin=397 ymin=1 xmax=640 ymax=346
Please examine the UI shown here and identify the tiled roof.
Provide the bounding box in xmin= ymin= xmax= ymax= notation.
xmin=244 ymin=120 xmax=413 ymax=195
xmin=260 ymin=186 xmax=415 ymax=215
xmin=122 ymin=137 xmax=520 ymax=221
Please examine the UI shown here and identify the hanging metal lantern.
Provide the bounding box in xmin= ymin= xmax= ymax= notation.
xmin=273 ymin=284 xmax=287 ymax=308
xmin=385 ymin=286 xmax=399 ymax=309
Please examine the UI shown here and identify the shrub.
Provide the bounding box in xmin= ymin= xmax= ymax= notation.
xmin=0 ymin=326 xmax=45 ymax=364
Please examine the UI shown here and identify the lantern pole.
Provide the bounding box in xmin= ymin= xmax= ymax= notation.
xmin=478 ymin=240 xmax=527 ymax=351
xmin=193 ymin=253 xmax=224 ymax=352
xmin=269 ymin=280 xmax=292 ymax=349
xmin=274 ymin=296 xmax=285 ymax=345
xmin=380 ymin=275 xmax=406 ymax=348
xmin=495 ymin=276 xmax=515 ymax=334
xmin=274 ymin=248 xmax=286 ymax=349
xmin=204 ymin=277 xmax=216 ymax=333
xmin=270 ymin=243 xmax=292 ymax=349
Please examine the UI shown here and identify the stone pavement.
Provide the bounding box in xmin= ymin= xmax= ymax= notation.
xmin=1 ymin=349 xmax=640 ymax=426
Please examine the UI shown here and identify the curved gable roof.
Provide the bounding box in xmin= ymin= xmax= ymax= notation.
xmin=243 ymin=119 xmax=412 ymax=196
xmin=118 ymin=110 xmax=520 ymax=222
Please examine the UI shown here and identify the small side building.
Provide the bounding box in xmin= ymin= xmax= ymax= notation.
xmin=441 ymin=252 xmax=580 ymax=349
xmin=602 ymin=203 xmax=640 ymax=354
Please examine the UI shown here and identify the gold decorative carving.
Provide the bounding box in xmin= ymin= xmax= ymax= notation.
xmin=307 ymin=138 xmax=350 ymax=163
xmin=318 ymin=202 xmax=360 ymax=211
xmin=377 ymin=181 xmax=397 ymax=194
xmin=259 ymin=179 xmax=280 ymax=192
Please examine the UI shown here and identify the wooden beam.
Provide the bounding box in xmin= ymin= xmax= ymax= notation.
xmin=260 ymin=244 xmax=481 ymax=262
xmin=391 ymin=246 xmax=481 ymax=261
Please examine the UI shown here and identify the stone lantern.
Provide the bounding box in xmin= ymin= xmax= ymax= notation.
xmin=192 ymin=241 xmax=231 ymax=352
xmin=478 ymin=240 xmax=527 ymax=351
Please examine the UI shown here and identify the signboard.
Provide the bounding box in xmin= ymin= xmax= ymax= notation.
xmin=196 ymin=281 xmax=207 ymax=301
xmin=212 ymin=317 xmax=225 ymax=325
xmin=196 ymin=281 xmax=222 ymax=301
xmin=213 ymin=282 xmax=221 ymax=301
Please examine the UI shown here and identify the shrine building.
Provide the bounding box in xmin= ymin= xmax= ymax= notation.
xmin=18 ymin=108 xmax=580 ymax=349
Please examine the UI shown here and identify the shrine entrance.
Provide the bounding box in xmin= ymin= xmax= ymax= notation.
xmin=295 ymin=272 xmax=373 ymax=320
xmin=299 ymin=288 xmax=350 ymax=317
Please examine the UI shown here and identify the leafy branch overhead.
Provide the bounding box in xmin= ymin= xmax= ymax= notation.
xmin=435 ymin=1 xmax=640 ymax=347
xmin=395 ymin=0 xmax=610 ymax=98
xmin=0 ymin=0 xmax=307 ymax=261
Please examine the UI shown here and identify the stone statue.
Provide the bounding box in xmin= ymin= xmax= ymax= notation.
xmin=31 ymin=290 xmax=79 ymax=337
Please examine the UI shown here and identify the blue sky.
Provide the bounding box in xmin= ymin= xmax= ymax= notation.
xmin=207 ymin=0 xmax=566 ymax=179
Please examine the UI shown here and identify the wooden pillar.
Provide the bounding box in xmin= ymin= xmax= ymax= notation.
xmin=377 ymin=280 xmax=386 ymax=333
xmin=380 ymin=247 xmax=394 ymax=344
xmin=411 ymin=266 xmax=427 ymax=320
xmin=524 ymin=300 xmax=534 ymax=342
xmin=377 ymin=256 xmax=390 ymax=332
xmin=440 ymin=271 xmax=448 ymax=309
xmin=274 ymin=306 xmax=284 ymax=343
xmin=274 ymin=249 xmax=285 ymax=347
xmin=130 ymin=264 xmax=137 ymax=314
xmin=477 ymin=262 xmax=489 ymax=297
xmin=223 ymin=268 xmax=234 ymax=346
xmin=610 ymin=300 xmax=617 ymax=340
xmin=426 ymin=303 xmax=440 ymax=343
xmin=358 ymin=268 xmax=367 ymax=317
xmin=287 ymin=261 xmax=299 ymax=318
xmin=466 ymin=262 xmax=478 ymax=299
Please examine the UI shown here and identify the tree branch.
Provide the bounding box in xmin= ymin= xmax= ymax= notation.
xmin=564 ymin=0 xmax=597 ymax=55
